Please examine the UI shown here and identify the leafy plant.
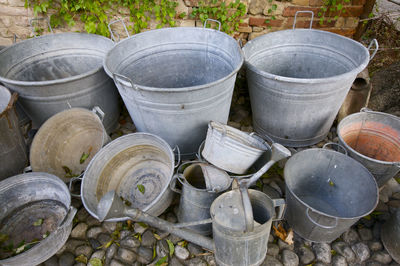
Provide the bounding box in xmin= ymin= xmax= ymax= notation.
xmin=317 ymin=0 xmax=350 ymax=25
xmin=25 ymin=0 xmax=180 ymax=37
xmin=190 ymin=0 xmax=246 ymax=34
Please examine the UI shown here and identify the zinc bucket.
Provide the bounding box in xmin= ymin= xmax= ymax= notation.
xmin=338 ymin=109 xmax=400 ymax=187
xmin=242 ymin=12 xmax=378 ymax=147
xmin=284 ymin=148 xmax=378 ymax=242
xmin=104 ymin=22 xmax=244 ymax=158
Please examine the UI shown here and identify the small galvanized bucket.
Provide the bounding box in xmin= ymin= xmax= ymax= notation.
xmin=202 ymin=121 xmax=271 ymax=174
xmin=170 ymin=161 xmax=231 ymax=235
xmin=284 ymin=148 xmax=378 ymax=242
xmin=30 ymin=107 xmax=109 ymax=183
xmin=0 ymin=85 xmax=27 ymax=180
xmin=338 ymin=108 xmax=400 ymax=187
xmin=0 ymin=172 xmax=76 ymax=265
xmin=81 ymin=133 xmax=176 ymax=220
xmin=381 ymin=209 xmax=400 ymax=264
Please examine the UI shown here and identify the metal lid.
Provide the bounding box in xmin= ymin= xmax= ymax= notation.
xmin=210 ymin=183 xmax=254 ymax=232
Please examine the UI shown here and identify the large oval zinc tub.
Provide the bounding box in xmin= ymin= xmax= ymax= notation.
xmin=243 ymin=29 xmax=376 ymax=147
xmin=104 ymin=27 xmax=244 ymax=158
xmin=0 ymin=33 xmax=120 ymax=133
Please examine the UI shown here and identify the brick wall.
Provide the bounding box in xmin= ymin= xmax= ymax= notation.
xmin=0 ymin=0 xmax=367 ymax=46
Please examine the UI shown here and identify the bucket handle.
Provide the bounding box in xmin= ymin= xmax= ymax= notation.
xmin=272 ymin=198 xmax=286 ymax=221
xmin=322 ymin=142 xmax=348 ymax=156
xmin=170 ymin=174 xmax=183 ymax=194
xmin=203 ymin=19 xmax=221 ymax=31
xmin=29 ymin=17 xmax=53 ymax=37
xmin=306 ymin=208 xmax=338 ymax=229
xmin=68 ymin=174 xmax=84 ymax=198
xmin=108 ymin=19 xmax=130 ymax=42
xmin=172 ymin=145 xmax=181 ymax=168
xmin=360 ymin=107 xmax=400 ymax=123
xmin=293 ymin=11 xmax=314 ymax=29
xmin=368 ymin=39 xmax=379 ymax=61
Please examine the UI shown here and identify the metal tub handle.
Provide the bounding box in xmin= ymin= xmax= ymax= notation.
xmin=68 ymin=174 xmax=84 ymax=198
xmin=322 ymin=142 xmax=348 ymax=156
xmin=368 ymin=39 xmax=379 ymax=61
xmin=29 ymin=17 xmax=53 ymax=37
xmin=108 ymin=19 xmax=130 ymax=42
xmin=272 ymin=198 xmax=286 ymax=221
xmin=306 ymin=208 xmax=338 ymax=229
xmin=293 ymin=11 xmax=314 ymax=29
xmin=92 ymin=106 xmax=105 ymax=122
xmin=170 ymin=174 xmax=183 ymax=194
xmin=203 ymin=19 xmax=221 ymax=31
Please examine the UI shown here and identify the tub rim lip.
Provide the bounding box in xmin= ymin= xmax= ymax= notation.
xmin=284 ymin=148 xmax=379 ymax=220
xmin=242 ymin=28 xmax=370 ymax=85
xmin=0 ymin=85 xmax=11 ymax=114
xmin=103 ymin=27 xmax=245 ymax=92
xmin=337 ymin=111 xmax=400 ymax=166
xmin=0 ymin=32 xmax=114 ymax=87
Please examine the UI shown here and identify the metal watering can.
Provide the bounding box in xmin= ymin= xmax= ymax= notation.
xmin=97 ymin=143 xmax=291 ymax=266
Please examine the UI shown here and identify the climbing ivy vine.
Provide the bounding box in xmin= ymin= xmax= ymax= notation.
xmin=25 ymin=0 xmax=182 ymax=36
xmin=317 ymin=0 xmax=350 ymax=25
xmin=190 ymin=0 xmax=246 ymax=34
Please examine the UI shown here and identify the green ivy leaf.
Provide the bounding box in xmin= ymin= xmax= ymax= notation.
xmin=271 ymin=4 xmax=277 ymax=11
xmin=33 ymin=218 xmax=43 ymax=226
xmin=155 ymin=256 xmax=168 ymax=266
xmin=166 ymin=239 xmax=174 ymax=256
xmin=89 ymin=258 xmax=103 ymax=266
xmin=137 ymin=184 xmax=145 ymax=194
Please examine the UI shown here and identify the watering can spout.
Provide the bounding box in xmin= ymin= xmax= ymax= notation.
xmin=97 ymin=190 xmax=139 ymax=222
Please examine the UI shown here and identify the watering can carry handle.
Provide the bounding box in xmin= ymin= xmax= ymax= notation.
xmin=272 ymin=198 xmax=286 ymax=221
xmin=92 ymin=106 xmax=105 ymax=122
xmin=239 ymin=183 xmax=254 ymax=232
xmin=322 ymin=142 xmax=348 ymax=156
xmin=176 ymin=160 xmax=204 ymax=174
xmin=196 ymin=140 xmax=206 ymax=161
xmin=108 ymin=19 xmax=130 ymax=42
xmin=170 ymin=174 xmax=183 ymax=194
xmin=29 ymin=17 xmax=53 ymax=37
xmin=306 ymin=208 xmax=338 ymax=229
xmin=368 ymin=39 xmax=379 ymax=61
xmin=172 ymin=145 xmax=181 ymax=168
xmin=293 ymin=11 xmax=314 ymax=29
xmin=203 ymin=19 xmax=221 ymax=31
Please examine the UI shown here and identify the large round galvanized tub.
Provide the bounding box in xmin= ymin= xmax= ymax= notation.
xmin=338 ymin=109 xmax=400 ymax=187
xmin=243 ymin=29 xmax=376 ymax=147
xmin=82 ymin=133 xmax=175 ymax=220
xmin=0 ymin=172 xmax=76 ymax=265
xmin=104 ymin=27 xmax=243 ymax=158
xmin=0 ymin=85 xmax=27 ymax=180
xmin=284 ymin=148 xmax=378 ymax=242
xmin=0 ymin=33 xmax=120 ymax=133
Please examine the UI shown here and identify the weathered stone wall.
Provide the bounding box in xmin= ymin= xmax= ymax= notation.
xmin=0 ymin=0 xmax=366 ymax=46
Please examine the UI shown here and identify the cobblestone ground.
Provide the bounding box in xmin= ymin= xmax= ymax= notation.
xmin=37 ymin=71 xmax=400 ymax=266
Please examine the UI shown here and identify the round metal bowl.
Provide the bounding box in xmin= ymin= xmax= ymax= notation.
xmin=0 ymin=172 xmax=76 ymax=265
xmin=81 ymin=133 xmax=175 ymax=221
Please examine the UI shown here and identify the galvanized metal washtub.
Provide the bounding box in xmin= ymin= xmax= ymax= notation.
xmin=242 ymin=11 xmax=378 ymax=147
xmin=284 ymin=148 xmax=379 ymax=242
xmin=0 ymin=32 xmax=120 ymax=133
xmin=81 ymin=133 xmax=176 ymax=220
xmin=202 ymin=121 xmax=271 ymax=174
xmin=0 ymin=86 xmax=27 ymax=180
xmin=30 ymin=107 xmax=110 ymax=183
xmin=337 ymin=108 xmax=400 ymax=187
xmin=104 ymin=20 xmax=244 ymax=158
xmin=97 ymin=185 xmax=286 ymax=266
xmin=170 ymin=161 xmax=232 ymax=235
xmin=0 ymin=172 xmax=76 ymax=265
xmin=381 ymin=209 xmax=400 ymax=264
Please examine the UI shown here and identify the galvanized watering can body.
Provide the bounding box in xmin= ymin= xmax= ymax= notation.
xmin=0 ymin=172 xmax=76 ymax=265
xmin=338 ymin=109 xmax=400 ymax=187
xmin=0 ymin=86 xmax=27 ymax=180
xmin=0 ymin=33 xmax=120 ymax=133
xmin=284 ymin=148 xmax=379 ymax=242
xmin=242 ymin=14 xmax=377 ymax=147
xmin=104 ymin=26 xmax=244 ymax=158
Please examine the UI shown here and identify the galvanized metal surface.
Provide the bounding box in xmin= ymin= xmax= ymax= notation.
xmin=81 ymin=133 xmax=175 ymax=221
xmin=202 ymin=121 xmax=271 ymax=174
xmin=381 ymin=209 xmax=400 ymax=264
xmin=0 ymin=172 xmax=76 ymax=265
xmin=338 ymin=109 xmax=400 ymax=187
xmin=30 ymin=107 xmax=110 ymax=183
xmin=97 ymin=189 xmax=285 ymax=266
xmin=104 ymin=27 xmax=244 ymax=158
xmin=170 ymin=162 xmax=231 ymax=235
xmin=0 ymin=86 xmax=27 ymax=180
xmin=0 ymin=33 xmax=120 ymax=133
xmin=243 ymin=28 xmax=376 ymax=147
xmin=284 ymin=148 xmax=379 ymax=243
